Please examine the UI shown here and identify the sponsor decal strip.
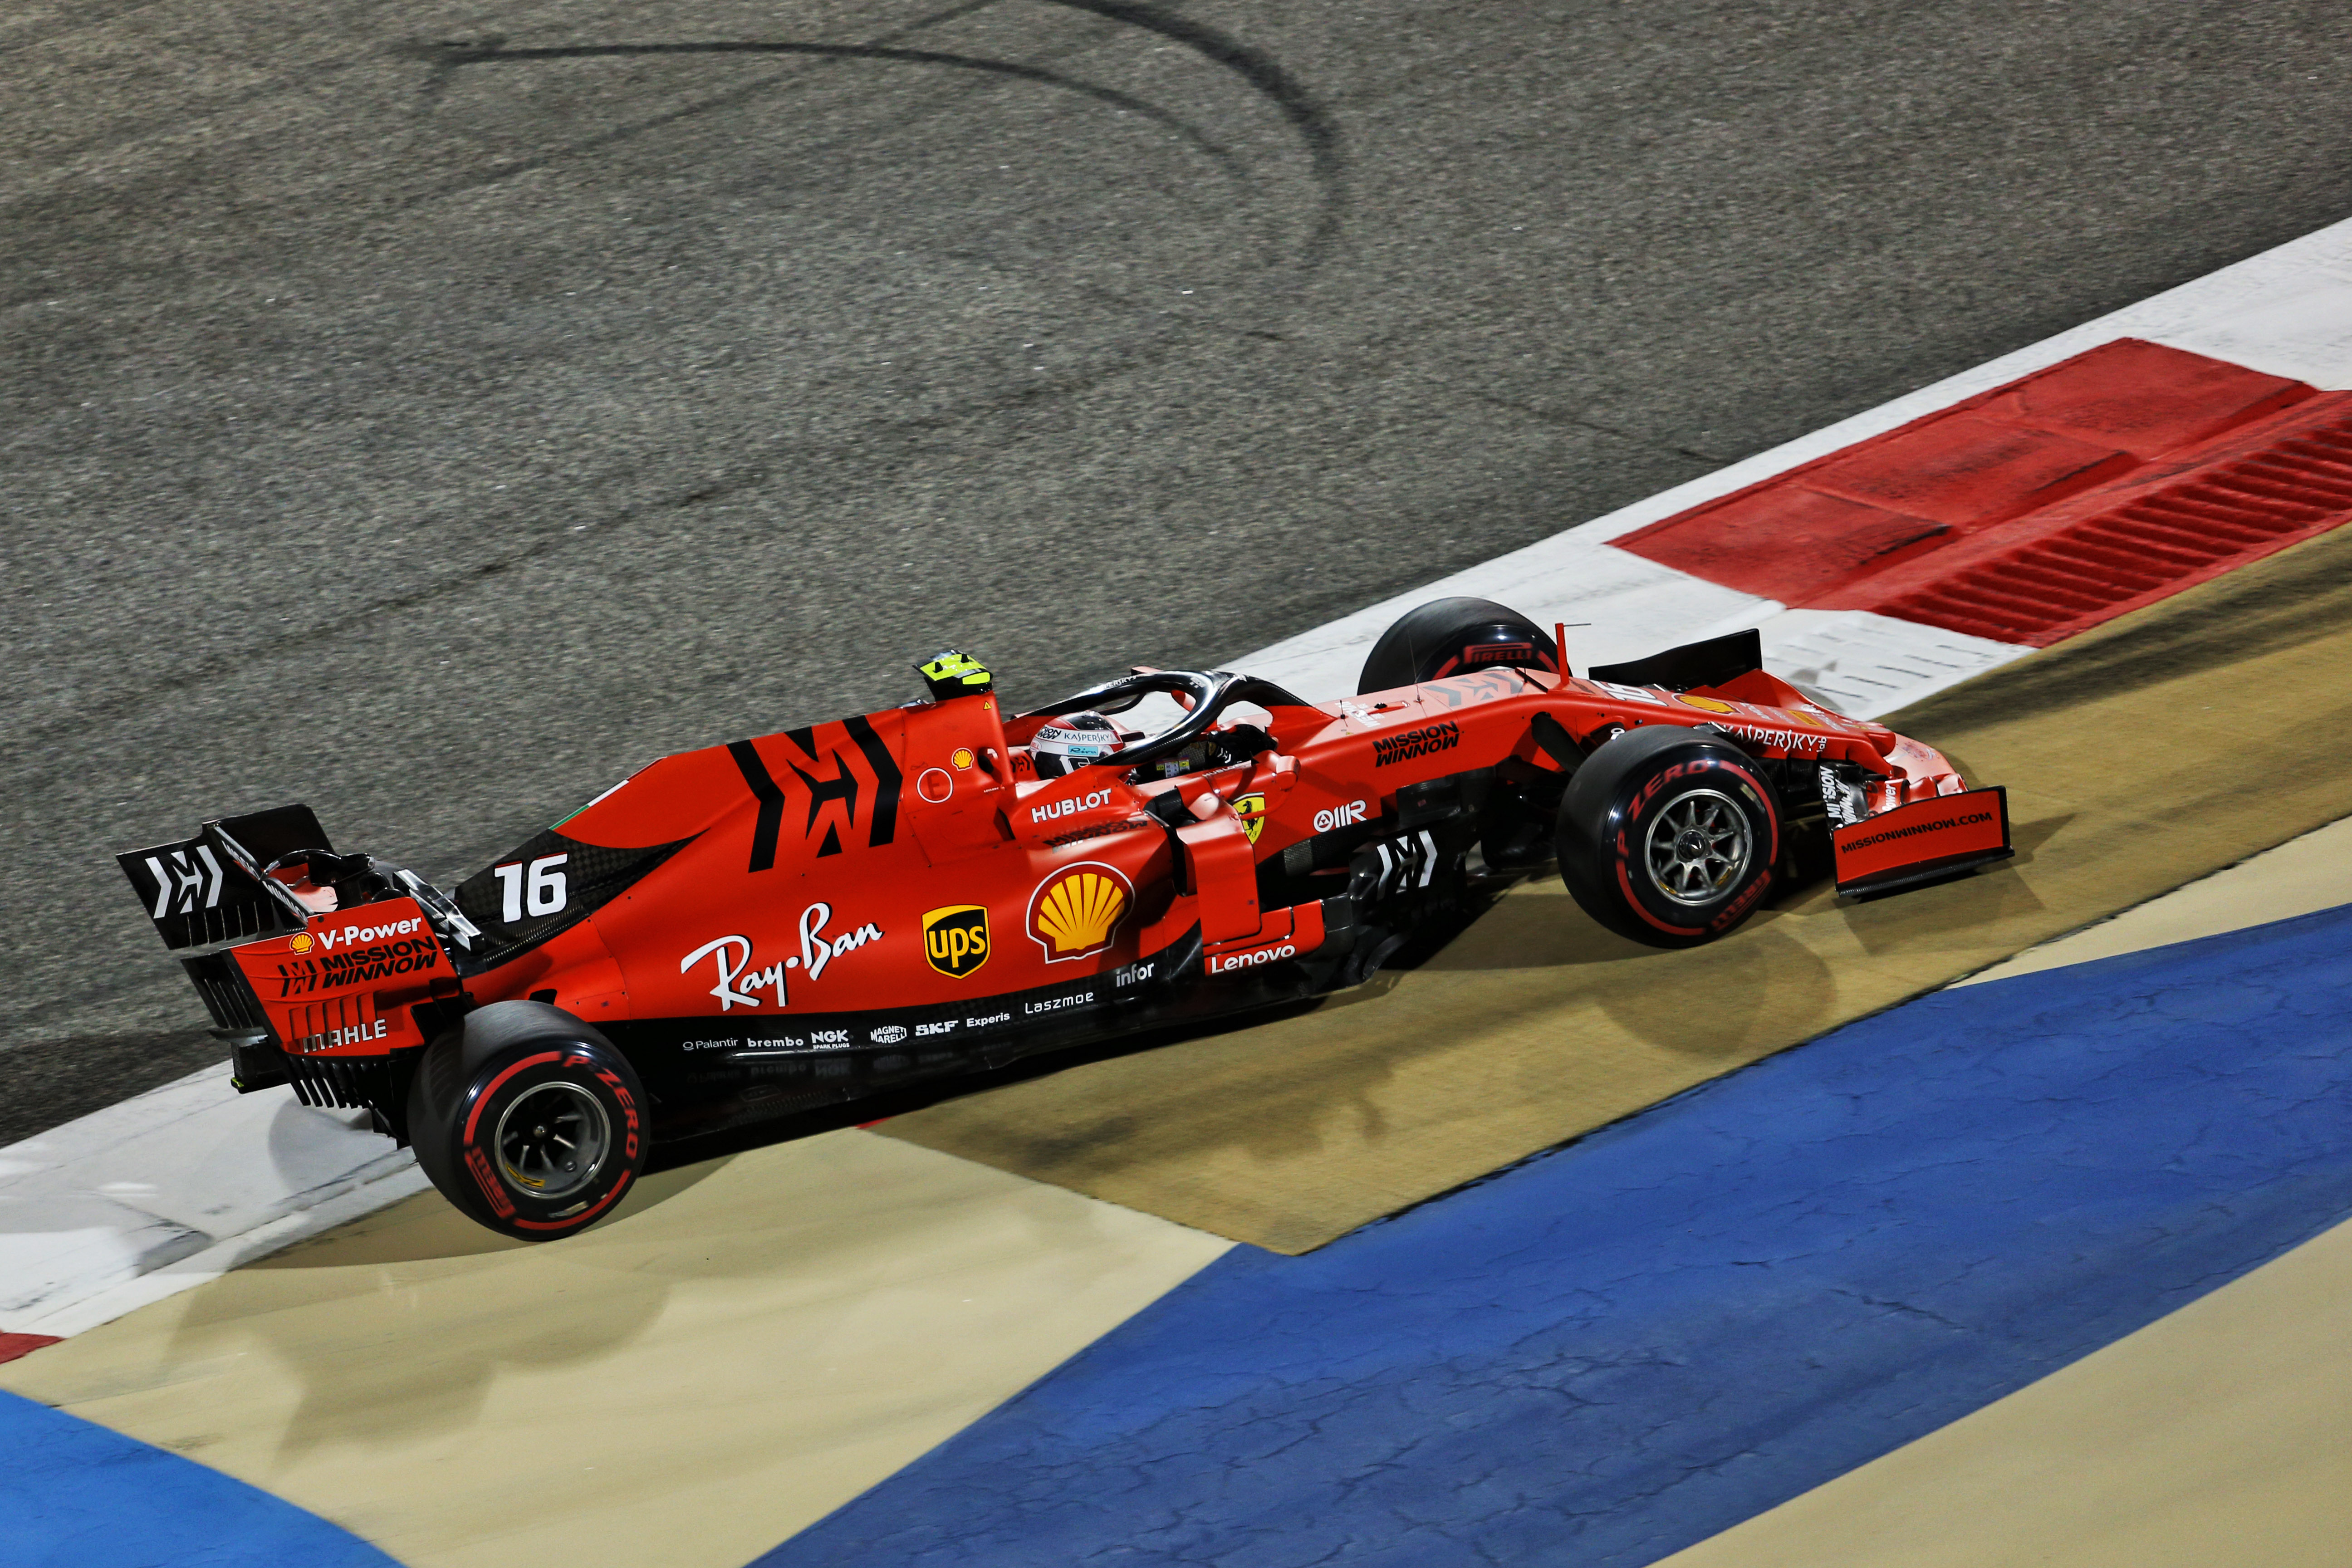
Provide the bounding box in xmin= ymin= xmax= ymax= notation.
xmin=1372 ymin=720 xmax=1461 ymax=767
xmin=1839 ymin=811 xmax=1999 ymax=853
xmin=727 ymin=740 xmax=788 ymax=873
xmin=845 ymin=715 xmax=902 ymax=848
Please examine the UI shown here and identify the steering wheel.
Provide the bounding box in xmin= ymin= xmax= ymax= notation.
xmin=1022 ymin=669 xmax=1312 ymax=772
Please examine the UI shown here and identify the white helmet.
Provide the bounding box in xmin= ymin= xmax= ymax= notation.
xmin=1030 ymin=711 xmax=1126 ymax=778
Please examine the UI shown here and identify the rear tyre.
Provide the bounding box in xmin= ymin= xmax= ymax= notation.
xmin=408 ymin=1001 xmax=649 ymax=1241
xmin=1357 ymin=597 xmax=1559 ymax=694
xmin=1556 ymin=726 xmax=1781 ymax=948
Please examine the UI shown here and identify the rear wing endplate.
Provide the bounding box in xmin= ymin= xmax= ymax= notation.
xmin=117 ymin=804 xmax=333 ymax=952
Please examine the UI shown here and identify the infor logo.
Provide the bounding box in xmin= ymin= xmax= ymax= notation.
xmin=922 ymin=905 xmax=990 ymax=978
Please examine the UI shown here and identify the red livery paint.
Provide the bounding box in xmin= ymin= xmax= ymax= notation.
xmin=119 ymin=601 xmax=2014 ymax=1237
xmin=1833 ymin=787 xmax=2013 ymax=894
xmin=1615 ymin=339 xmax=2352 ymax=645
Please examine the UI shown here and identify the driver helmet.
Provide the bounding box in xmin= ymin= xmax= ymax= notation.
xmin=1030 ymin=711 xmax=1126 ymax=779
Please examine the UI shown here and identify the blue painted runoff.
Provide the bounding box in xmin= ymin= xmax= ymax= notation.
xmin=762 ymin=901 xmax=2352 ymax=1568
xmin=0 ymin=1388 xmax=398 ymax=1568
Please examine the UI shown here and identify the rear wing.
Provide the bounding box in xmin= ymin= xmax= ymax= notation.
xmin=116 ymin=804 xmax=332 ymax=952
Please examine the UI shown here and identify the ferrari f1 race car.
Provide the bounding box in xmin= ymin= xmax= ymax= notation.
xmin=118 ymin=598 xmax=2011 ymax=1239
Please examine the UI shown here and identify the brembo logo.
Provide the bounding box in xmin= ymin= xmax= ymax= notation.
xmin=1372 ymin=721 xmax=1459 ymax=767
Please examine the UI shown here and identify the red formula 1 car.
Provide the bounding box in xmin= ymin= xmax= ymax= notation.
xmin=118 ymin=598 xmax=2011 ymax=1239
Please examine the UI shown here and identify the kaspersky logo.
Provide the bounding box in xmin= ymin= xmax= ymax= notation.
xmin=923 ymin=905 xmax=990 ymax=978
xmin=1027 ymin=862 xmax=1133 ymax=963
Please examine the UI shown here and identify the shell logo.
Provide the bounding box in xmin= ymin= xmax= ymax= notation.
xmin=1676 ymin=693 xmax=1737 ymax=715
xmin=289 ymin=932 xmax=315 ymax=954
xmin=1027 ymin=862 xmax=1134 ymax=963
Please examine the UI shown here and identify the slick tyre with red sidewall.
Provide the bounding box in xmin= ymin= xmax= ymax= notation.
xmin=1557 ymin=726 xmax=1781 ymax=949
xmin=408 ymin=1001 xmax=649 ymax=1241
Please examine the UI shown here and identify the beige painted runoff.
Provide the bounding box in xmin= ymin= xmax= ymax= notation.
xmin=884 ymin=524 xmax=2352 ymax=1253
xmin=1649 ymin=804 xmax=2352 ymax=1567
xmin=0 ymin=1130 xmax=1230 ymax=1568
xmin=1960 ymin=810 xmax=2352 ymax=985
xmin=1652 ymin=1211 xmax=2352 ymax=1568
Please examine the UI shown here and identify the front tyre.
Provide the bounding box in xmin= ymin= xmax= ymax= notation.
xmin=1556 ymin=727 xmax=1781 ymax=948
xmin=1357 ymin=596 xmax=1559 ymax=694
xmin=408 ymin=1001 xmax=649 ymax=1241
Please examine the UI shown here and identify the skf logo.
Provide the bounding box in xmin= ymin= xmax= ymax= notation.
xmin=1028 ymin=862 xmax=1133 ymax=963
xmin=923 ymin=905 xmax=990 ymax=978
xmin=1233 ymin=794 xmax=1267 ymax=845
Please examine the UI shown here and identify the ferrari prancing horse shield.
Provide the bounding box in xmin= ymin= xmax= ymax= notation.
xmin=1027 ymin=862 xmax=1134 ymax=962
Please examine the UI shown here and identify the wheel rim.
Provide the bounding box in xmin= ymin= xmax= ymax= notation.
xmin=1642 ymin=788 xmax=1753 ymax=906
xmin=494 ymin=1081 xmax=610 ymax=1201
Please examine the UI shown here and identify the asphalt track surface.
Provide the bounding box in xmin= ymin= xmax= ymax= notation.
xmin=8 ymin=0 xmax=2352 ymax=1139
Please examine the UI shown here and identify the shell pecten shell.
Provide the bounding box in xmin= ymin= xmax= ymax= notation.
xmin=1035 ymin=869 xmax=1129 ymax=955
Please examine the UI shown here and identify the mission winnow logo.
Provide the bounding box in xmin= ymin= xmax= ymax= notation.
xmin=1372 ymin=720 xmax=1460 ymax=767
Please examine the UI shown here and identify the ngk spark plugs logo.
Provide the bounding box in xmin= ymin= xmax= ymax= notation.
xmin=923 ymin=905 xmax=991 ymax=978
xmin=1027 ymin=862 xmax=1133 ymax=963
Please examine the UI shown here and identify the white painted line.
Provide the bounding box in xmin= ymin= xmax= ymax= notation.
xmin=0 ymin=1065 xmax=415 ymax=1334
xmin=1238 ymin=214 xmax=2352 ymax=714
xmin=15 ymin=215 xmax=2352 ymax=1343
xmin=1756 ymin=611 xmax=2030 ymax=716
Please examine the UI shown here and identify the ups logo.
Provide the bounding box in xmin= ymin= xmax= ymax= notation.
xmin=922 ymin=905 xmax=990 ymax=978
